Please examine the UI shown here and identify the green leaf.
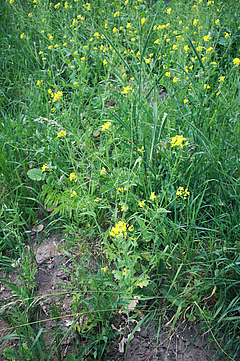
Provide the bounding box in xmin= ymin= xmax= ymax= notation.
xmin=0 ymin=279 xmax=22 ymax=294
xmin=66 ymin=354 xmax=77 ymax=361
xmin=27 ymin=168 xmax=45 ymax=181
xmin=3 ymin=348 xmax=17 ymax=360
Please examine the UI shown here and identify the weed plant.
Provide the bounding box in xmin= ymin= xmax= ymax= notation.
xmin=1 ymin=0 xmax=240 ymax=359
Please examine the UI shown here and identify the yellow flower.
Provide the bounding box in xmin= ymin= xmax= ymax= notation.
xmin=145 ymin=58 xmax=151 ymax=64
xmin=193 ymin=19 xmax=198 ymax=26
xmin=69 ymin=172 xmax=77 ymax=182
xmin=177 ymin=187 xmax=190 ymax=199
xmin=173 ymin=77 xmax=179 ymax=83
xmin=137 ymin=146 xmax=144 ymax=152
xmin=36 ymin=80 xmax=42 ymax=86
xmin=224 ymin=32 xmax=230 ymax=39
xmin=203 ymin=35 xmax=211 ymax=42
xmin=167 ymin=7 xmax=172 ymax=14
xmin=83 ymin=2 xmax=91 ymax=11
xmin=139 ymin=200 xmax=146 ymax=208
xmin=94 ymin=32 xmax=100 ymax=38
xmin=57 ymin=129 xmax=66 ymax=138
xmin=121 ymin=86 xmax=132 ymax=95
xmin=204 ymin=84 xmax=210 ymax=89
xmin=171 ymin=135 xmax=188 ymax=149
xmin=150 ymin=192 xmax=156 ymax=201
xmin=141 ymin=17 xmax=146 ymax=25
xmin=42 ymin=163 xmax=47 ymax=172
xmin=114 ymin=11 xmax=119 ymax=17
xmin=165 ymin=72 xmax=170 ymax=77
xmin=55 ymin=2 xmax=60 ymax=8
xmin=184 ymin=45 xmax=189 ymax=53
xmin=218 ymin=76 xmax=225 ymax=82
xmin=184 ymin=99 xmax=189 ymax=104
xmin=215 ymin=19 xmax=219 ymax=25
xmin=28 ymin=13 xmax=33 ymax=17
xmin=100 ymin=167 xmax=106 ymax=175
xmin=103 ymin=59 xmax=107 ymax=65
xmin=122 ymin=267 xmax=127 ymax=276
xmin=101 ymin=266 xmax=108 ymax=272
xmin=154 ymin=39 xmax=161 ymax=45
xmin=101 ymin=121 xmax=111 ymax=131
xmin=118 ymin=187 xmax=126 ymax=192
xmin=206 ymin=46 xmax=213 ymax=53
xmin=94 ymin=197 xmax=101 ymax=202
xmin=121 ymin=205 xmax=126 ymax=212
xmin=20 ymin=33 xmax=25 ymax=39
xmin=53 ymin=91 xmax=63 ymax=102
xmin=233 ymin=58 xmax=240 ymax=66
xmin=71 ymin=190 xmax=77 ymax=198
xmin=110 ymin=221 xmax=127 ymax=238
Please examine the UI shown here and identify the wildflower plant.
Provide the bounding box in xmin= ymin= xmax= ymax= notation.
xmin=1 ymin=0 xmax=240 ymax=359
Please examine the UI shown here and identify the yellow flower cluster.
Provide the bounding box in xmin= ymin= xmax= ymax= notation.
xmin=233 ymin=58 xmax=240 ymax=66
xmin=122 ymin=267 xmax=127 ymax=276
xmin=48 ymin=89 xmax=63 ymax=102
xmin=100 ymin=167 xmax=106 ymax=175
xmin=118 ymin=187 xmax=126 ymax=192
xmin=121 ymin=85 xmax=133 ymax=95
xmin=36 ymin=80 xmax=43 ymax=87
xmin=177 ymin=187 xmax=190 ymax=199
xmin=69 ymin=172 xmax=77 ymax=181
xmin=137 ymin=146 xmax=144 ymax=152
xmin=42 ymin=163 xmax=47 ymax=172
xmin=71 ymin=190 xmax=77 ymax=198
xmin=83 ymin=2 xmax=91 ymax=11
xmin=101 ymin=266 xmax=108 ymax=272
xmin=109 ymin=221 xmax=127 ymax=238
xmin=150 ymin=192 xmax=156 ymax=201
xmin=139 ymin=200 xmax=145 ymax=208
xmin=57 ymin=129 xmax=66 ymax=138
xmin=171 ymin=135 xmax=188 ymax=149
xmin=101 ymin=121 xmax=111 ymax=131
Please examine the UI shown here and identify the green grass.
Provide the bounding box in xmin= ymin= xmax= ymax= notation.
xmin=1 ymin=0 xmax=240 ymax=359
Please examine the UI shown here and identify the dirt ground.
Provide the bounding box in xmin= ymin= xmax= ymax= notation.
xmin=0 ymin=233 xmax=231 ymax=360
